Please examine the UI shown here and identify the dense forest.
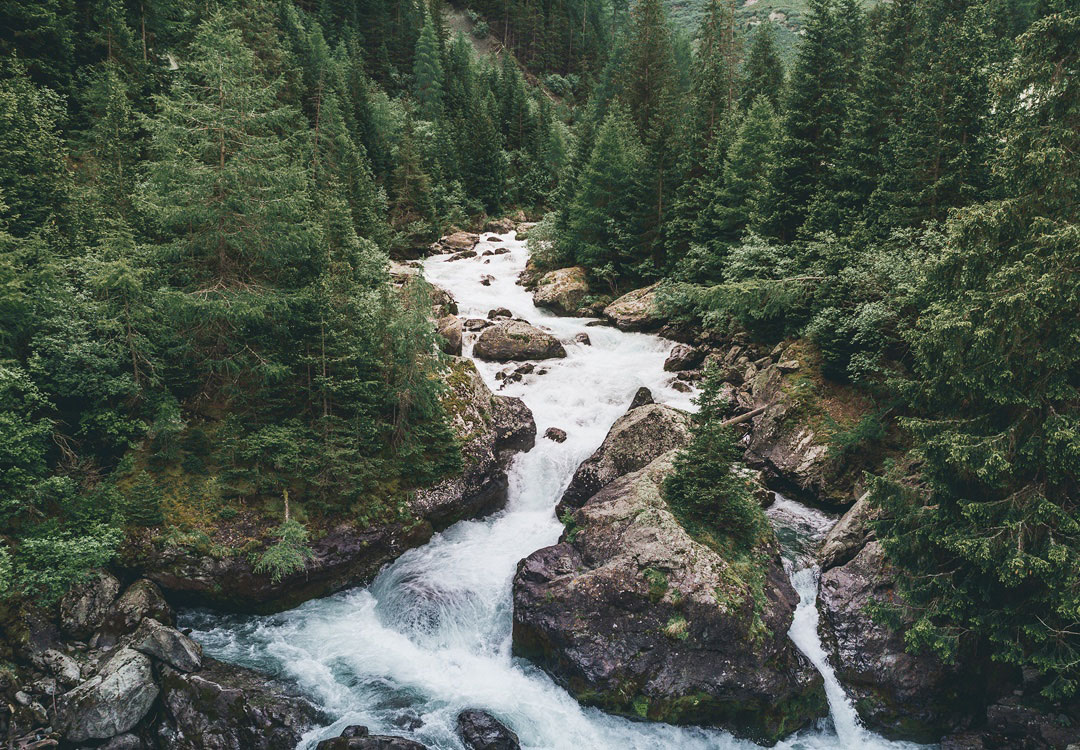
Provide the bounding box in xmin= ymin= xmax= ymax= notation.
xmin=0 ymin=0 xmax=1078 ymax=741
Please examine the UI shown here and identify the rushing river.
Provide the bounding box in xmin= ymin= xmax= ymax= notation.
xmin=184 ymin=231 xmax=926 ymax=750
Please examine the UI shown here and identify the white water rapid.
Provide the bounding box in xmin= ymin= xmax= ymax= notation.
xmin=184 ymin=231 xmax=928 ymax=750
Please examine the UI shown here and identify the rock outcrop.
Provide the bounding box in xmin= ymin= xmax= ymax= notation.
xmin=602 ymin=284 xmax=662 ymax=332
xmin=157 ymin=657 xmax=325 ymax=750
xmin=136 ymin=358 xmax=534 ymax=613
xmin=817 ymin=491 xmax=876 ymax=571
xmin=57 ymin=647 xmax=159 ymax=742
xmin=532 ymin=267 xmax=589 ymax=316
xmin=59 ymin=571 xmax=121 ymax=640
xmin=473 ymin=320 xmax=567 ymax=362
xmin=818 ymin=542 xmax=980 ymax=741
xmin=457 ymin=709 xmax=520 ymax=750
xmin=558 ymin=402 xmax=691 ymax=513
xmin=514 ymin=453 xmax=826 ymax=744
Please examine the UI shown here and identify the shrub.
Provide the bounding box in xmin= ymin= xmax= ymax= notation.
xmin=254 ymin=518 xmax=313 ymax=583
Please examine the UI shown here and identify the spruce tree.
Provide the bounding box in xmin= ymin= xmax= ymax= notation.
xmin=739 ymin=21 xmax=784 ymax=111
xmin=692 ymin=0 xmax=740 ymax=144
xmin=873 ymin=10 xmax=1080 ymax=700
xmin=412 ymin=10 xmax=444 ymax=120
xmin=711 ymin=95 xmax=780 ymax=242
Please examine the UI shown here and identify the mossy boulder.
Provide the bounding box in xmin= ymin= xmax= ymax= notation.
xmin=602 ymin=284 xmax=663 ymax=332
xmin=532 ymin=267 xmax=589 ymax=316
xmin=473 ymin=320 xmax=567 ymax=362
xmin=513 ymin=453 xmax=826 ymax=744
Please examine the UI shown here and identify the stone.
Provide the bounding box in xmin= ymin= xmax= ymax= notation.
xmin=777 ymin=360 xmax=801 ymax=373
xmin=437 ymin=316 xmax=463 ymax=356
xmin=37 ymin=648 xmax=83 ymax=687
xmin=485 ymin=217 xmax=516 ymax=233
xmin=157 ymin=658 xmax=324 ymax=750
xmin=473 ymin=320 xmax=567 ymax=362
xmin=663 ymin=344 xmax=705 ymax=372
xmin=438 ymin=231 xmax=480 ymax=252
xmin=488 ymin=308 xmax=512 ymax=319
xmin=628 ymin=386 xmax=654 ymax=410
xmin=448 ymin=250 xmax=477 ymax=262
xmin=532 ymin=267 xmax=589 ymax=316
xmin=57 ymin=648 xmax=159 ymax=742
xmin=101 ymin=734 xmax=146 ymax=750
xmin=818 ymin=542 xmax=976 ymax=741
xmin=573 ymin=332 xmax=591 ymax=346
xmin=818 ymin=492 xmax=877 ymax=571
xmin=429 ymin=286 xmax=458 ymax=318
xmin=544 ymin=427 xmax=567 ymax=443
xmin=480 ymin=275 xmax=495 ymax=286
xmin=602 ymin=284 xmax=662 ymax=332
xmin=457 ymin=709 xmax=520 ymax=750
xmin=514 ymin=453 xmax=826 ymax=743
xmin=671 ymin=381 xmax=692 ymax=393
xmin=59 ymin=570 xmax=121 ymax=640
xmin=131 ymin=618 xmax=203 ymax=672
xmin=559 ymin=403 xmax=691 ymax=512
xmin=492 ymin=396 xmax=536 ymax=455
xmin=462 ymin=318 xmax=492 ymax=332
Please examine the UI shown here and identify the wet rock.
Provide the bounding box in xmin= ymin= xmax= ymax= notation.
xmin=429 ymin=286 xmax=458 ymax=318
xmin=482 ymin=248 xmax=510 ymax=257
xmin=316 ymin=734 xmax=428 ymax=749
xmin=436 ymin=316 xmax=463 ymax=356
xmin=818 ymin=542 xmax=975 ymax=740
xmin=671 ymin=381 xmax=692 ymax=393
xmin=448 ymin=250 xmax=477 ymax=262
xmin=492 ymin=395 xmax=536 ymax=455
xmin=480 ymin=275 xmax=495 ymax=286
xmin=101 ymin=733 xmax=145 ymax=750
xmin=602 ymin=284 xmax=662 ymax=332
xmin=59 ymin=571 xmax=120 ymax=640
xmin=57 ymin=647 xmax=159 ymax=742
xmin=818 ymin=492 xmax=877 ymax=571
xmin=437 ymin=232 xmax=480 ymax=253
xmin=473 ymin=320 xmax=567 ymax=362
xmin=663 ymin=344 xmax=705 ymax=372
xmin=559 ymin=403 xmax=691 ymax=513
xmin=488 ymin=237 xmax=503 ymax=243
xmin=573 ymin=332 xmax=591 ymax=346
xmin=457 ymin=709 xmax=520 ymax=750
xmin=629 ymin=387 xmax=654 ymax=410
xmin=485 ymin=217 xmax=516 ymax=233
xmin=36 ymin=648 xmax=83 ymax=687
xmin=131 ymin=618 xmax=203 ymax=672
xmin=488 ymin=307 xmax=512 ymax=319
xmin=532 ymin=267 xmax=589 ymax=316
xmin=462 ymin=318 xmax=492 ymax=332
xmin=514 ymin=453 xmax=826 ymax=743
xmin=544 ymin=427 xmax=567 ymax=443
xmin=157 ymin=658 xmax=324 ymax=750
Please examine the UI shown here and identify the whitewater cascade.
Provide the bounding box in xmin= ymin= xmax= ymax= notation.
xmin=186 ymin=231 xmax=926 ymax=750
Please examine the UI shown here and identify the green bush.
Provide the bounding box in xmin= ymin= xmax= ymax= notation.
xmin=254 ymin=519 xmax=314 ymax=583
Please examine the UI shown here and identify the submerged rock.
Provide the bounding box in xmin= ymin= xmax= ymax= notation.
xmin=532 ymin=267 xmax=589 ymax=315
xmin=473 ymin=320 xmax=567 ymax=362
xmin=157 ymin=657 xmax=324 ymax=750
xmin=602 ymin=284 xmax=662 ymax=332
xmin=558 ymin=402 xmax=691 ymax=513
xmin=457 ymin=709 xmax=520 ymax=750
xmin=513 ymin=453 xmax=826 ymax=743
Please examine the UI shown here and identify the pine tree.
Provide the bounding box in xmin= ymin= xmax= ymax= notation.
xmin=412 ymin=9 xmax=444 ymax=120
xmin=739 ymin=21 xmax=784 ymax=111
xmin=692 ymin=0 xmax=740 ymax=144
xmin=873 ymin=10 xmax=1080 ymax=701
xmin=711 ymin=95 xmax=780 ymax=242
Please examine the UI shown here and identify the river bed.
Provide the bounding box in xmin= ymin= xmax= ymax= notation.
xmin=184 ymin=230 xmax=927 ymax=750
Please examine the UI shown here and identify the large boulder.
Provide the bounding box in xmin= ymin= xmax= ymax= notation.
xmin=602 ymin=284 xmax=662 ymax=332
xmin=157 ymin=658 xmax=324 ymax=750
xmin=532 ymin=267 xmax=589 ymax=316
xmin=437 ymin=315 xmax=463 ymax=356
xmin=558 ymin=403 xmax=691 ymax=513
xmin=130 ymin=618 xmax=203 ymax=672
xmin=57 ymin=647 xmax=159 ymax=742
xmin=746 ymin=364 xmax=838 ymax=505
xmin=817 ymin=492 xmax=876 ymax=571
xmin=436 ymin=231 xmax=480 ymax=253
xmin=663 ymin=344 xmax=705 ymax=372
xmin=412 ymin=358 xmax=535 ymax=529
xmin=96 ymin=578 xmax=173 ymax=646
xmin=513 ymin=453 xmax=826 ymax=744
xmin=457 ymin=709 xmax=520 ymax=750
xmin=473 ymin=320 xmax=567 ymax=362
xmin=818 ymin=542 xmax=983 ymax=741
xmin=316 ymin=729 xmax=427 ymax=750
xmin=59 ymin=570 xmax=121 ymax=640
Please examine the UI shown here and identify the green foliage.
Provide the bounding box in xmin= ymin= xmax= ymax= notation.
xmin=14 ymin=524 xmax=121 ymax=605
xmin=663 ymin=370 xmax=767 ymax=551
xmin=254 ymin=518 xmax=314 ymax=583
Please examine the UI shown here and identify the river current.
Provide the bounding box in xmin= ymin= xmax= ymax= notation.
xmin=184 ymin=230 xmax=927 ymax=750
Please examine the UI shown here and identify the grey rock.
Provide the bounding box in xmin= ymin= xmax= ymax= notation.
xmin=602 ymin=284 xmax=662 ymax=332
xmin=101 ymin=734 xmax=146 ymax=750
xmin=38 ymin=649 xmax=82 ymax=687
xmin=818 ymin=492 xmax=877 ymax=571
xmin=573 ymin=332 xmax=591 ymax=346
xmin=559 ymin=403 xmax=691 ymax=513
xmin=462 ymin=318 xmax=492 ymax=332
xmin=437 ymin=316 xmax=463 ymax=356
xmin=543 ymin=427 xmax=567 ymax=443
xmin=514 ymin=453 xmax=826 ymax=744
xmin=480 ymin=275 xmax=495 ymax=286
xmin=487 ymin=308 xmax=512 ymax=319
xmin=58 ymin=647 xmax=159 ymax=742
xmin=473 ymin=320 xmax=567 ymax=362
xmin=532 ymin=267 xmax=589 ymax=315
xmin=59 ymin=571 xmax=121 ymax=640
xmin=629 ymin=386 xmax=653 ymax=409
xmin=663 ymin=344 xmax=705 ymax=372
xmin=131 ymin=618 xmax=203 ymax=672
xmin=315 ymin=724 xmax=428 ymax=750
xmin=671 ymin=381 xmax=692 ymax=393
xmin=157 ymin=658 xmax=324 ymax=750
xmin=492 ymin=395 xmax=536 ymax=454
xmin=457 ymin=709 xmax=520 ymax=750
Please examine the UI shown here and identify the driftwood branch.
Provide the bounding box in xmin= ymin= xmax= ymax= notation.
xmin=720 ymin=405 xmax=768 ymax=427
